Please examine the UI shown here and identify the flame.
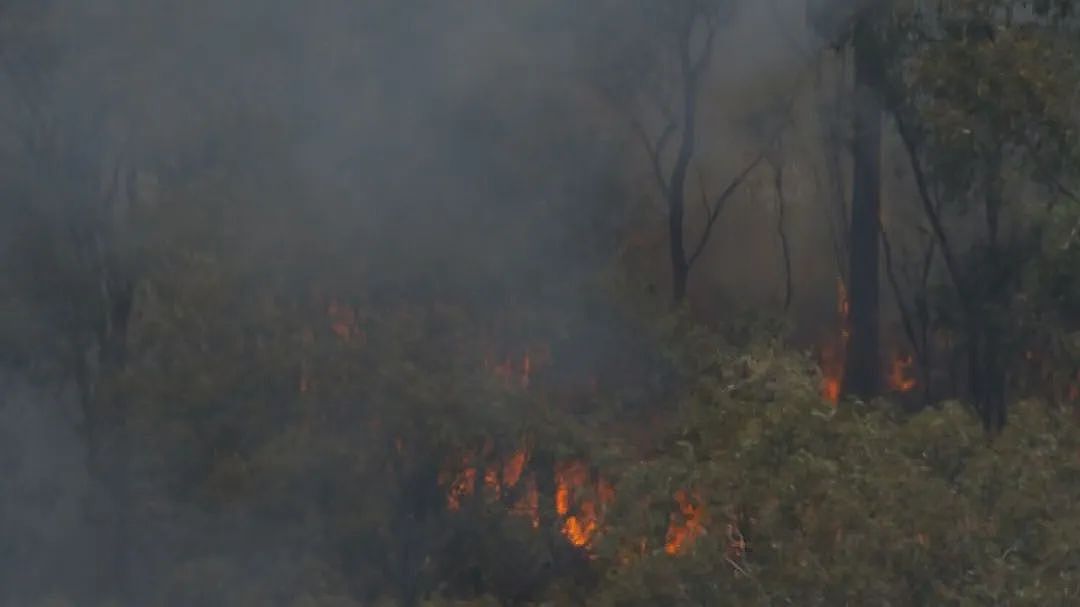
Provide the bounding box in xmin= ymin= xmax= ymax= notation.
xmin=818 ymin=277 xmax=850 ymax=405
xmin=438 ymin=445 xmax=542 ymax=527
xmin=439 ymin=454 xmax=607 ymax=544
xmin=665 ymin=489 xmax=706 ymax=555
xmin=562 ymin=503 xmax=597 ymax=547
xmin=503 ymin=448 xmax=527 ymax=488
xmin=887 ymin=354 xmax=917 ymax=393
xmin=443 ymin=466 xmax=476 ymax=512
xmin=484 ymin=464 xmax=501 ymax=496
xmin=327 ymin=299 xmax=363 ymax=342
xmin=551 ymin=460 xmax=617 ymax=548
xmin=819 ymin=343 xmax=843 ymax=404
xmin=554 ymin=460 xmax=591 ymax=546
xmin=439 ymin=449 xmax=720 ymax=557
xmin=554 ymin=461 xmax=613 ymax=548
xmin=554 ymin=460 xmax=588 ymax=516
xmin=511 ymin=473 xmax=541 ymax=528
xmin=487 ymin=352 xmax=534 ymax=388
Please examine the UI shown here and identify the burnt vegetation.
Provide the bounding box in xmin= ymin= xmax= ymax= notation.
xmin=1 ymin=0 xmax=1080 ymax=605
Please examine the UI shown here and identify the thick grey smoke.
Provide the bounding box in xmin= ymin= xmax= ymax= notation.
xmin=0 ymin=0 xmax=851 ymax=604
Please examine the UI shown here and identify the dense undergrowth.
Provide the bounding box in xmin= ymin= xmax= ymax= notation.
xmin=19 ymin=298 xmax=1080 ymax=607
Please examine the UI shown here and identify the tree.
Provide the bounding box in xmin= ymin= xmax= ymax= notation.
xmin=581 ymin=0 xmax=780 ymax=303
xmin=841 ymin=11 xmax=887 ymax=399
xmin=884 ymin=0 xmax=1080 ymax=428
xmin=0 ymin=21 xmax=142 ymax=606
xmin=807 ymin=0 xmax=889 ymax=399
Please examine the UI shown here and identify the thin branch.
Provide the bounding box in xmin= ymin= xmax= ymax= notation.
xmin=1019 ymin=135 xmax=1080 ymax=249
xmin=772 ymin=159 xmax=793 ymax=312
xmin=881 ymin=219 xmax=923 ymax=362
xmin=893 ymin=109 xmax=969 ymax=304
xmin=631 ymin=117 xmax=676 ymax=200
xmin=695 ymin=167 xmax=710 ymax=219
xmin=688 ymin=17 xmax=718 ymax=80
xmin=1063 ymin=215 xmax=1080 ymax=251
xmin=686 ymin=130 xmax=782 ymax=269
xmin=1036 ymin=165 xmax=1080 ymax=251
xmin=916 ymin=234 xmax=938 ymax=403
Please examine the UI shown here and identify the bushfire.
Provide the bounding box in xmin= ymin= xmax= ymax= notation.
xmin=310 ymin=302 xmax=715 ymax=558
xmin=435 ymin=349 xmax=710 ymax=557
xmin=438 ymin=447 xmax=708 ymax=556
xmin=438 ymin=444 xmax=542 ymax=529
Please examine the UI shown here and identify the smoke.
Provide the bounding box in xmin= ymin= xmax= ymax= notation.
xmin=0 ymin=0 xmax=856 ymax=604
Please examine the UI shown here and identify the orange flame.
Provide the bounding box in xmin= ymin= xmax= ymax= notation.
xmin=484 ymin=464 xmax=501 ymax=496
xmin=443 ymin=466 xmax=476 ymax=512
xmin=820 ymin=343 xmax=844 ymax=404
xmin=439 ymin=446 xmax=542 ymax=528
xmin=554 ymin=460 xmax=587 ymax=516
xmin=665 ymin=489 xmax=706 ymax=555
xmin=511 ymin=473 xmax=541 ymax=528
xmin=487 ymin=353 xmax=534 ymax=388
xmin=440 ymin=450 xmax=723 ymax=557
xmin=503 ymin=449 xmax=527 ymax=488
xmin=887 ymin=354 xmax=917 ymax=393
xmin=557 ymin=465 xmax=614 ymax=548
xmin=819 ymin=277 xmax=850 ymax=404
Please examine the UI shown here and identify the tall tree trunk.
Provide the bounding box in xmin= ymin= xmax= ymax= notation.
xmin=668 ymin=31 xmax=699 ymax=304
xmin=842 ymin=19 xmax=883 ymax=399
xmin=972 ymin=170 xmax=1008 ymax=431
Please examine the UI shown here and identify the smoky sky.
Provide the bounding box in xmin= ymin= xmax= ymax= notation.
xmin=0 ymin=0 xmax=846 ymax=303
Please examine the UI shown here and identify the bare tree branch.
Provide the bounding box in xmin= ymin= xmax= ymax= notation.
xmin=1019 ymin=134 xmax=1080 ymax=250
xmin=894 ymin=109 xmax=969 ymax=304
xmin=695 ymin=167 xmax=710 ymax=218
xmin=881 ymin=219 xmax=922 ymax=362
xmin=688 ymin=16 xmax=717 ymax=80
xmin=631 ymin=117 xmax=676 ymax=200
xmin=771 ymin=159 xmax=793 ymax=311
xmin=687 ymin=128 xmax=784 ymax=269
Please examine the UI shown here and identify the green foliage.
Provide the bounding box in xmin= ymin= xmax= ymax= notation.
xmin=590 ymin=332 xmax=1080 ymax=605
